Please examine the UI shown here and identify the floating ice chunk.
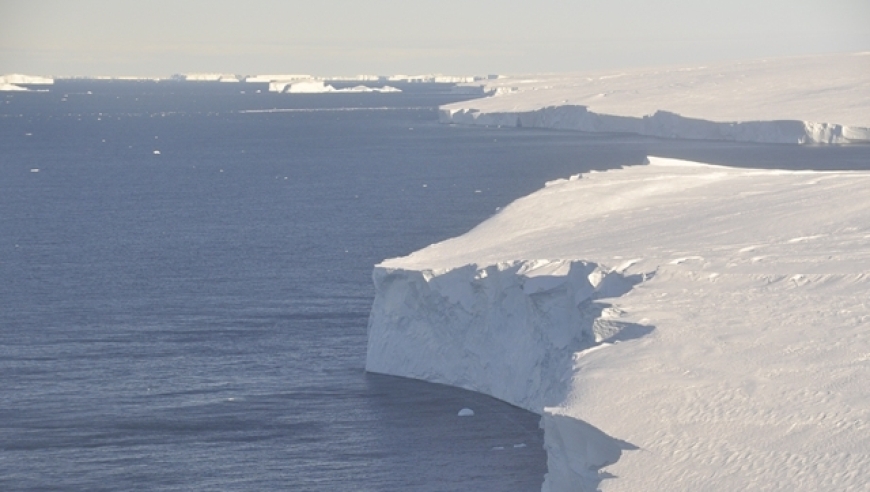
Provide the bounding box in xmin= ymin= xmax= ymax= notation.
xmin=513 ymin=443 xmax=527 ymax=448
xmin=153 ymin=150 xmax=161 ymax=155
xmin=457 ymin=408 xmax=474 ymax=417
xmin=30 ymin=168 xmax=39 ymax=173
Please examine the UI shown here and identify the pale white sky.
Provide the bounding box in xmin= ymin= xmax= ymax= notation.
xmin=1 ymin=0 xmax=868 ymax=77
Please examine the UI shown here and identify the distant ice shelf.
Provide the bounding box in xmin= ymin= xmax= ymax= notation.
xmin=439 ymin=53 xmax=870 ymax=144
xmin=366 ymin=157 xmax=870 ymax=491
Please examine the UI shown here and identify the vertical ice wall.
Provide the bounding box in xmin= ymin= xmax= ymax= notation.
xmin=366 ymin=259 xmax=650 ymax=490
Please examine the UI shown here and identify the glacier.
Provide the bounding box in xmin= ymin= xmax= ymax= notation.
xmin=366 ymin=157 xmax=870 ymax=491
xmin=439 ymin=53 xmax=870 ymax=144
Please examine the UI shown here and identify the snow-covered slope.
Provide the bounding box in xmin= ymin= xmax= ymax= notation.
xmin=366 ymin=157 xmax=870 ymax=491
xmin=440 ymin=53 xmax=870 ymax=144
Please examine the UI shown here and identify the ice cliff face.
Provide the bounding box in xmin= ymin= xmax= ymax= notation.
xmin=367 ymin=260 xmax=646 ymax=413
xmin=440 ymin=106 xmax=870 ymax=144
xmin=441 ymin=53 xmax=870 ymax=144
xmin=366 ymin=157 xmax=870 ymax=491
xmin=367 ymin=259 xmax=649 ymax=490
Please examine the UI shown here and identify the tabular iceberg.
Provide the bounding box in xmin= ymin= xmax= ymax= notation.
xmin=0 ymin=74 xmax=54 ymax=92
xmin=268 ymin=79 xmax=401 ymax=94
xmin=366 ymin=157 xmax=870 ymax=491
xmin=439 ymin=53 xmax=870 ymax=144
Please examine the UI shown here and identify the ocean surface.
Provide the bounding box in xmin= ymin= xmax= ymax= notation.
xmin=2 ymin=80 xmax=869 ymax=491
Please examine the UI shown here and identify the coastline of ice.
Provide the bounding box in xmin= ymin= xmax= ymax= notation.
xmin=439 ymin=53 xmax=870 ymax=144
xmin=366 ymin=157 xmax=870 ymax=491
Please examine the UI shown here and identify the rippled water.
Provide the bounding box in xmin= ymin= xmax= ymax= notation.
xmin=2 ymin=80 xmax=868 ymax=491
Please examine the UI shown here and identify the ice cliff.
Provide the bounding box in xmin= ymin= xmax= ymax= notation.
xmin=439 ymin=53 xmax=870 ymax=144
xmin=366 ymin=157 xmax=870 ymax=491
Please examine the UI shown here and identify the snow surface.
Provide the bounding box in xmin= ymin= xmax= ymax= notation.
xmin=440 ymin=53 xmax=870 ymax=144
xmin=366 ymin=157 xmax=870 ymax=491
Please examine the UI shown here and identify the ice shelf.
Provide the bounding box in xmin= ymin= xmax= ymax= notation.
xmin=439 ymin=53 xmax=870 ymax=144
xmin=367 ymin=157 xmax=870 ymax=491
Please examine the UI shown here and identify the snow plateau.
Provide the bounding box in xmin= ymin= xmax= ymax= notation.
xmin=366 ymin=157 xmax=870 ymax=491
xmin=440 ymin=53 xmax=870 ymax=144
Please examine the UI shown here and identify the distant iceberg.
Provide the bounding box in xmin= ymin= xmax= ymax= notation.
xmin=268 ymin=79 xmax=401 ymax=94
xmin=0 ymin=74 xmax=54 ymax=85
xmin=244 ymin=74 xmax=312 ymax=83
xmin=175 ymin=73 xmax=241 ymax=83
xmin=0 ymin=74 xmax=54 ymax=91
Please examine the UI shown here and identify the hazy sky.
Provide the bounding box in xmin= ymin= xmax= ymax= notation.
xmin=2 ymin=0 xmax=868 ymax=76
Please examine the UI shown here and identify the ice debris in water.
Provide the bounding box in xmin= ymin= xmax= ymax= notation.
xmin=457 ymin=408 xmax=474 ymax=417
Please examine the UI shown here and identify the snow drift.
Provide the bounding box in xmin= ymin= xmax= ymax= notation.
xmin=366 ymin=157 xmax=870 ymax=491
xmin=439 ymin=53 xmax=870 ymax=144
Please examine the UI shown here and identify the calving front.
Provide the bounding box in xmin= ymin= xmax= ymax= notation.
xmin=366 ymin=157 xmax=870 ymax=491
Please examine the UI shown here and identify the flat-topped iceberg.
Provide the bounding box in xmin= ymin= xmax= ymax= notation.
xmin=367 ymin=157 xmax=870 ymax=491
xmin=0 ymin=74 xmax=54 ymax=91
xmin=440 ymin=53 xmax=870 ymax=144
xmin=269 ymin=79 xmax=400 ymax=94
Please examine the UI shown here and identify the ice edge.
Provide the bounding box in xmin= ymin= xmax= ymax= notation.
xmin=438 ymin=105 xmax=870 ymax=144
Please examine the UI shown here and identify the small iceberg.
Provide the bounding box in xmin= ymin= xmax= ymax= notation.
xmin=457 ymin=408 xmax=474 ymax=417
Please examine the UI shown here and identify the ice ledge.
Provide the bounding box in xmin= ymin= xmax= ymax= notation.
xmin=366 ymin=157 xmax=870 ymax=490
xmin=366 ymin=259 xmax=653 ymax=489
xmin=439 ymin=106 xmax=870 ymax=144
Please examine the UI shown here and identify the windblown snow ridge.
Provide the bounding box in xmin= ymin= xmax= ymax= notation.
xmin=439 ymin=53 xmax=870 ymax=144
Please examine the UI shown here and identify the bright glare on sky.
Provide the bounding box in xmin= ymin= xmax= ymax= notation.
xmin=2 ymin=0 xmax=869 ymax=77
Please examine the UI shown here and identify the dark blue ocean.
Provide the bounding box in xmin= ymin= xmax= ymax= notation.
xmin=2 ymin=80 xmax=869 ymax=491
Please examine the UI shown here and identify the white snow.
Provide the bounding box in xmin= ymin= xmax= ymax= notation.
xmin=440 ymin=53 xmax=870 ymax=144
xmin=366 ymin=156 xmax=870 ymax=491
